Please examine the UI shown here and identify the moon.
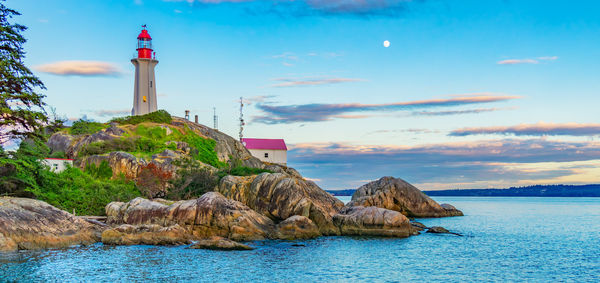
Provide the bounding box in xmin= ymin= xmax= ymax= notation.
xmin=383 ymin=40 xmax=390 ymax=48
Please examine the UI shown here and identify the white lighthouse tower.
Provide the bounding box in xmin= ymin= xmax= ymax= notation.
xmin=131 ymin=25 xmax=158 ymax=116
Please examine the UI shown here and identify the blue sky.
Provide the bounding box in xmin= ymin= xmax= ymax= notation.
xmin=8 ymin=0 xmax=600 ymax=190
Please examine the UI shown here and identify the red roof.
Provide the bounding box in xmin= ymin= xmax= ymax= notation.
xmin=137 ymin=29 xmax=152 ymax=40
xmin=242 ymin=138 xmax=287 ymax=150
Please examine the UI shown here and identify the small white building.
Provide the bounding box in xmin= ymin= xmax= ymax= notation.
xmin=242 ymin=138 xmax=287 ymax=165
xmin=43 ymin=158 xmax=74 ymax=172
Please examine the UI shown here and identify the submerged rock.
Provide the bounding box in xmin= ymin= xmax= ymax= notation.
xmin=102 ymin=224 xmax=190 ymax=246
xmin=333 ymin=206 xmax=412 ymax=237
xmin=217 ymin=173 xmax=345 ymax=235
xmin=410 ymin=221 xmax=428 ymax=231
xmin=275 ymin=215 xmax=321 ymax=240
xmin=349 ymin=177 xmax=463 ymax=218
xmin=105 ymin=192 xmax=275 ymax=242
xmin=189 ymin=236 xmax=253 ymax=251
xmin=426 ymin=226 xmax=463 ymax=236
xmin=0 ymin=198 xmax=100 ymax=252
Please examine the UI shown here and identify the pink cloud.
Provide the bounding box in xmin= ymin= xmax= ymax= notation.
xmin=35 ymin=61 xmax=121 ymax=76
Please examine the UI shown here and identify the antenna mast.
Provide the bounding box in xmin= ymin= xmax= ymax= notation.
xmin=213 ymin=107 xmax=218 ymax=130
xmin=239 ymin=97 xmax=244 ymax=142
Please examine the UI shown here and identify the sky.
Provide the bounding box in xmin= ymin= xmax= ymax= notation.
xmin=7 ymin=0 xmax=600 ymax=190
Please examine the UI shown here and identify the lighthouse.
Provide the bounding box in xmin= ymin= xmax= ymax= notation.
xmin=131 ymin=25 xmax=158 ymax=116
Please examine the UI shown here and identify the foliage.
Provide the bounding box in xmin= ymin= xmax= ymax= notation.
xmin=70 ymin=119 xmax=107 ymax=135
xmin=136 ymin=163 xmax=173 ymax=198
xmin=80 ymin=139 xmax=136 ymax=156
xmin=217 ymin=166 xmax=272 ymax=179
xmin=179 ymin=127 xmax=225 ymax=168
xmin=48 ymin=150 xmax=66 ymax=159
xmin=84 ymin=160 xmax=113 ymax=180
xmin=168 ymin=158 xmax=218 ymax=200
xmin=0 ymin=1 xmax=48 ymax=144
xmin=29 ymin=167 xmax=140 ymax=216
xmin=110 ymin=110 xmax=172 ymax=125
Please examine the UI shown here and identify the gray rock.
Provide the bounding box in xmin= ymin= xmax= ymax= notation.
xmin=189 ymin=236 xmax=253 ymax=251
xmin=217 ymin=173 xmax=345 ymax=235
xmin=333 ymin=206 xmax=412 ymax=237
xmin=0 ymin=197 xmax=101 ymax=252
xmin=349 ymin=177 xmax=463 ymax=218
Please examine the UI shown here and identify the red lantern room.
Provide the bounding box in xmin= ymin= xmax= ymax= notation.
xmin=136 ymin=25 xmax=154 ymax=59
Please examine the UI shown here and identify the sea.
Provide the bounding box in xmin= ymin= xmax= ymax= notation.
xmin=1 ymin=197 xmax=599 ymax=282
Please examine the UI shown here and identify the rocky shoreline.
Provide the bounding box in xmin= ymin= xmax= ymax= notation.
xmin=1 ymin=175 xmax=462 ymax=252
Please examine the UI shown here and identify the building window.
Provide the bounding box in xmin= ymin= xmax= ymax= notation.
xmin=264 ymin=153 xmax=269 ymax=158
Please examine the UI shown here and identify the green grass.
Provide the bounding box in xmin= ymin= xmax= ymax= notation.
xmin=79 ymin=124 xmax=226 ymax=168
xmin=70 ymin=120 xmax=107 ymax=135
xmin=110 ymin=110 xmax=172 ymax=125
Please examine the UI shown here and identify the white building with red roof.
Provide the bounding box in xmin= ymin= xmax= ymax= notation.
xmin=43 ymin=158 xmax=74 ymax=173
xmin=242 ymin=138 xmax=287 ymax=165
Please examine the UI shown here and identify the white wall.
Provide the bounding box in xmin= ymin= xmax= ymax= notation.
xmin=42 ymin=159 xmax=73 ymax=173
xmin=248 ymin=149 xmax=287 ymax=165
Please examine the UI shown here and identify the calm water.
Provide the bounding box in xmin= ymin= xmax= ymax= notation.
xmin=1 ymin=197 xmax=599 ymax=282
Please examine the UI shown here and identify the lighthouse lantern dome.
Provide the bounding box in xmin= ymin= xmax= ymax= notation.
xmin=136 ymin=26 xmax=153 ymax=59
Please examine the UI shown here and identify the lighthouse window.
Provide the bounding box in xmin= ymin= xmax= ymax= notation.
xmin=150 ymin=81 xmax=152 ymax=87
xmin=143 ymin=96 xmax=147 ymax=102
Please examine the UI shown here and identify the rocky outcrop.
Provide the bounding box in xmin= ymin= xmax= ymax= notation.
xmin=349 ymin=177 xmax=463 ymax=218
xmin=46 ymin=132 xmax=73 ymax=155
xmin=80 ymin=151 xmax=147 ymax=179
xmin=105 ymin=192 xmax=275 ymax=241
xmin=333 ymin=206 xmax=412 ymax=237
xmin=275 ymin=216 xmax=321 ymax=240
xmin=0 ymin=198 xmax=100 ymax=252
xmin=217 ymin=173 xmax=345 ymax=235
xmin=189 ymin=236 xmax=253 ymax=250
xmin=171 ymin=117 xmax=264 ymax=168
xmin=101 ymin=224 xmax=190 ymax=245
xmin=64 ymin=126 xmax=124 ymax=158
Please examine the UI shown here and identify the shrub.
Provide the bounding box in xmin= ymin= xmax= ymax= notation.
xmin=70 ymin=119 xmax=107 ymax=135
xmin=168 ymin=159 xmax=218 ymax=200
xmin=48 ymin=150 xmax=66 ymax=159
xmin=136 ymin=163 xmax=173 ymax=198
xmin=110 ymin=110 xmax=172 ymax=125
xmin=79 ymin=138 xmax=136 ymax=156
xmin=84 ymin=160 xmax=113 ymax=179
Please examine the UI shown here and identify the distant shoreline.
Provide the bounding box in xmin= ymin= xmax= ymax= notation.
xmin=327 ymin=184 xmax=600 ymax=197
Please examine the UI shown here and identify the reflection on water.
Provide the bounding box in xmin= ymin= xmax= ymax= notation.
xmin=1 ymin=197 xmax=599 ymax=281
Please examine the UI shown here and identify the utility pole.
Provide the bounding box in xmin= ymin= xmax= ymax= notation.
xmin=213 ymin=107 xmax=218 ymax=130
xmin=239 ymin=97 xmax=244 ymax=142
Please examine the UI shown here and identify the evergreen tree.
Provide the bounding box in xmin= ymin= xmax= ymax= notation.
xmin=0 ymin=0 xmax=48 ymax=145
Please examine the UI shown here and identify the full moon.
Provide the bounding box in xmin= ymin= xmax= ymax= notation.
xmin=383 ymin=40 xmax=390 ymax=48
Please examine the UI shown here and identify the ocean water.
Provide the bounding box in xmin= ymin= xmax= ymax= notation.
xmin=1 ymin=197 xmax=599 ymax=282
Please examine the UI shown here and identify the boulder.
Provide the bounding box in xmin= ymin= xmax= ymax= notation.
xmin=46 ymin=132 xmax=73 ymax=155
xmin=217 ymin=173 xmax=345 ymax=235
xmin=410 ymin=221 xmax=428 ymax=231
xmin=105 ymin=192 xmax=275 ymax=242
xmin=333 ymin=206 xmax=412 ymax=237
xmin=80 ymin=151 xmax=146 ymax=179
xmin=0 ymin=198 xmax=100 ymax=252
xmin=275 ymin=215 xmax=321 ymax=240
xmin=101 ymin=224 xmax=190 ymax=246
xmin=189 ymin=236 xmax=253 ymax=251
xmin=349 ymin=177 xmax=463 ymax=218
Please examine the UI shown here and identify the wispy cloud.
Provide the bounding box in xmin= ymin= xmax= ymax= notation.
xmin=35 ymin=61 xmax=122 ymax=77
xmin=94 ymin=109 xmax=131 ymax=117
xmin=253 ymin=93 xmax=520 ymax=124
xmin=450 ymin=122 xmax=600 ymax=137
xmin=369 ymin=128 xmax=440 ymax=134
xmin=170 ymin=0 xmax=422 ymax=17
xmin=497 ymin=56 xmax=558 ymax=65
xmin=412 ymin=107 xmax=511 ymax=116
xmin=270 ymin=77 xmax=364 ymax=88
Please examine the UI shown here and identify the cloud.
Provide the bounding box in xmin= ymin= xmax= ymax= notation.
xmin=412 ymin=107 xmax=510 ymax=116
xmin=497 ymin=56 xmax=558 ymax=65
xmin=288 ymin=139 xmax=600 ymax=190
xmin=35 ymin=61 xmax=122 ymax=76
xmin=253 ymin=93 xmax=520 ymax=124
xmin=450 ymin=122 xmax=600 ymax=137
xmin=242 ymin=95 xmax=277 ymax=105
xmin=94 ymin=109 xmax=131 ymax=117
xmin=369 ymin=128 xmax=439 ymax=134
xmin=166 ymin=0 xmax=421 ymax=17
xmin=270 ymin=77 xmax=364 ymax=88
